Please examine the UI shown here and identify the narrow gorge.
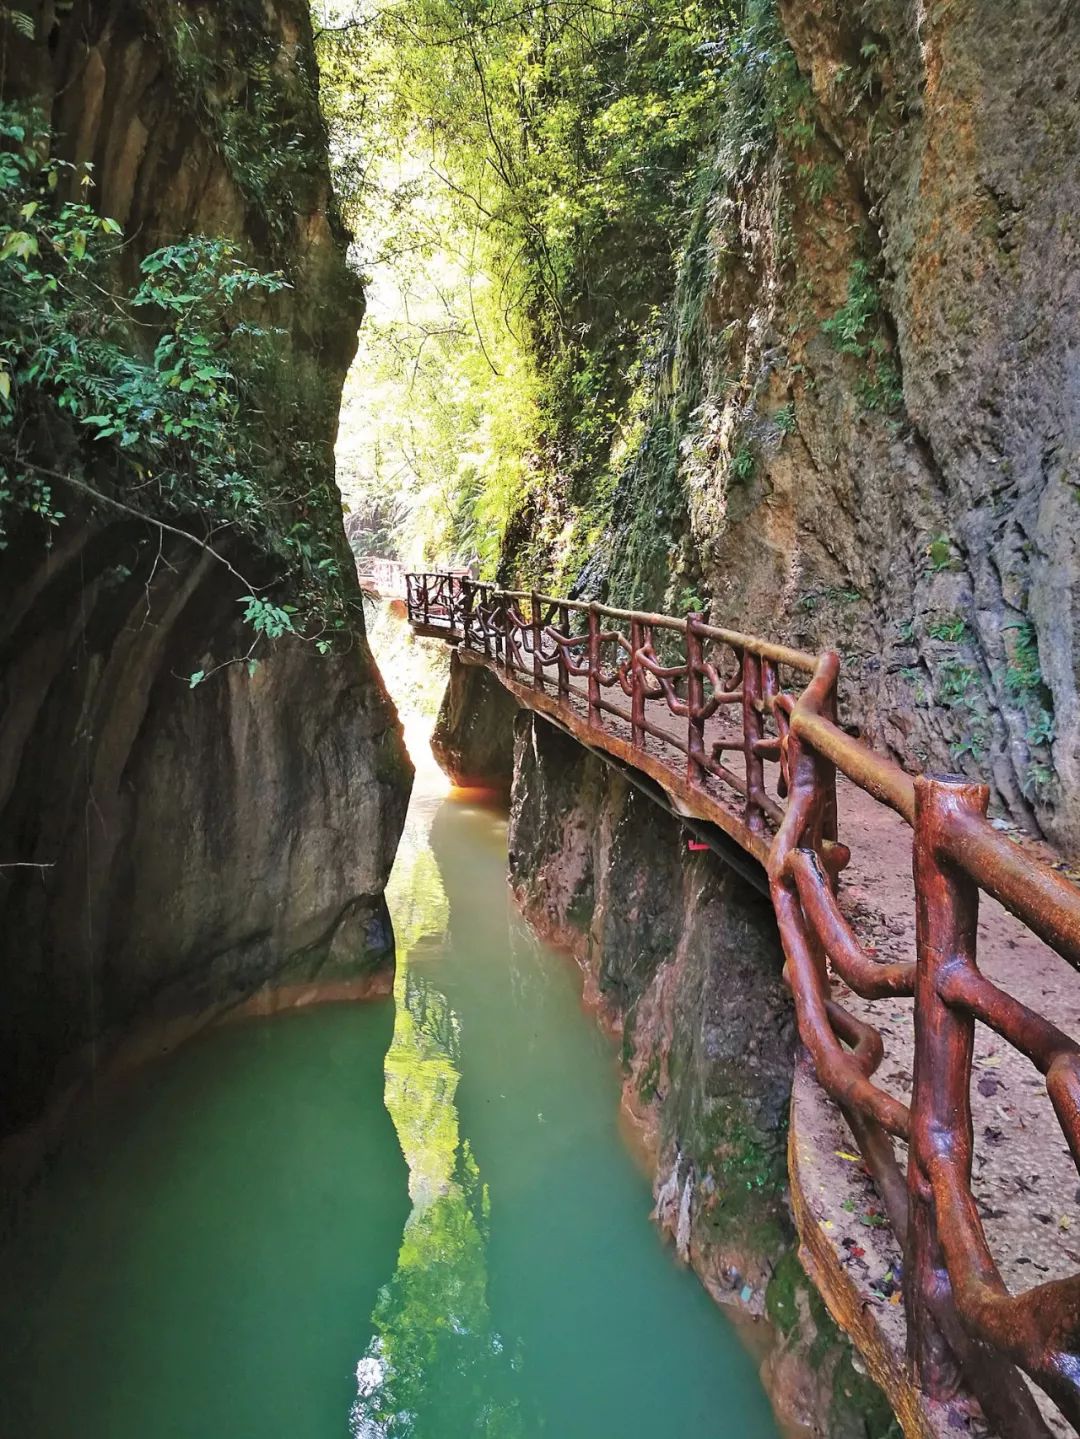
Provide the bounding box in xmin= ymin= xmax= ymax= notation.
xmin=2 ymin=2 xmax=1080 ymax=1437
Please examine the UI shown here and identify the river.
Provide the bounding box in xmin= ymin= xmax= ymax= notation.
xmin=0 ymin=624 xmax=779 ymax=1438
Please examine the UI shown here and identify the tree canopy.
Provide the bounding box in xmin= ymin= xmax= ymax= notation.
xmin=317 ymin=0 xmax=764 ymax=583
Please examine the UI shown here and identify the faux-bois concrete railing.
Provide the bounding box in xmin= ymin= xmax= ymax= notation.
xmin=405 ymin=569 xmax=1080 ymax=1435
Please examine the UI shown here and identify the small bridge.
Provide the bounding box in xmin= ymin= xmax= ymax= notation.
xmin=357 ymin=557 xmax=471 ymax=602
xmin=405 ymin=569 xmax=1080 ymax=1437
xmin=356 ymin=556 xmax=409 ymax=599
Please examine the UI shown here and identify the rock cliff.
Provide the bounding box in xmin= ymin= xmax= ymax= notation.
xmin=430 ymin=650 xmax=518 ymax=793
xmin=507 ymin=0 xmax=1080 ymax=854
xmin=0 ymin=0 xmax=410 ymax=1140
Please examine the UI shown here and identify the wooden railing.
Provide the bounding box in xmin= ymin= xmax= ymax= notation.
xmin=406 ymin=571 xmax=1080 ymax=1434
xmin=356 ymin=556 xmax=408 ymax=597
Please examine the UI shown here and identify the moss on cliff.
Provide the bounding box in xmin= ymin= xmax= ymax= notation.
xmin=766 ymin=1251 xmax=902 ymax=1439
xmin=479 ymin=0 xmax=1080 ymax=846
xmin=142 ymin=0 xmax=329 ymax=250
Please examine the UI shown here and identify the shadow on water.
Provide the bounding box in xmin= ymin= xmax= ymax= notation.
xmin=0 ymin=1001 xmax=409 ymax=1439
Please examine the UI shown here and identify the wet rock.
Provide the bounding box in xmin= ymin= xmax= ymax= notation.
xmin=430 ymin=652 xmax=520 ymax=793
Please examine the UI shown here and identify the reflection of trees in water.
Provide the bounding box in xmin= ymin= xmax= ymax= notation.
xmin=405 ymin=971 xmax=460 ymax=1067
xmin=349 ymin=1143 xmax=528 ymax=1439
xmin=385 ymin=835 xmax=449 ymax=962
xmin=352 ymin=801 xmax=531 ymax=1438
xmin=384 ymin=970 xmax=461 ymax=1203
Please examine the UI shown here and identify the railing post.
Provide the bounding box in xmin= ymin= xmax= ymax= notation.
xmin=906 ymin=774 xmax=989 ymax=1400
xmin=477 ymin=585 xmax=489 ymax=658
xmin=686 ymin=613 xmax=706 ymax=786
xmin=491 ymin=590 xmax=503 ymax=669
xmin=743 ymin=649 xmax=765 ymax=833
xmin=501 ymin=592 xmax=512 ymax=674
xmin=762 ymin=659 xmax=778 ymax=715
xmin=505 ymin=595 xmax=518 ymax=675
xmin=461 ymin=579 xmax=475 ymax=649
xmin=821 ymin=675 xmax=840 ymax=847
xmin=422 ymin=572 xmax=430 ymax=628
xmin=630 ymin=618 xmax=645 ymax=750
xmin=587 ymin=604 xmax=601 ymax=727
xmin=762 ymin=657 xmax=781 ymax=800
xmin=531 ymin=590 xmax=543 ymax=690
xmin=557 ymin=603 xmax=570 ymax=701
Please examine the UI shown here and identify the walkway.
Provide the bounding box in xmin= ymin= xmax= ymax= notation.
xmin=404 ymin=570 xmax=1080 ymax=1439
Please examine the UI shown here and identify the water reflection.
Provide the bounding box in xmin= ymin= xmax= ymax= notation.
xmin=350 ymin=793 xmax=528 ymax=1438
xmin=357 ymin=606 xmax=780 ymax=1439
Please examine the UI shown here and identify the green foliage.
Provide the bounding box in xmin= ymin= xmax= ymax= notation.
xmin=0 ymin=105 xmax=351 ymax=649
xmin=773 ymin=401 xmax=796 ymax=434
xmin=798 ymin=159 xmax=837 ymax=203
xmin=1027 ymin=707 xmax=1055 ymax=747
xmin=1003 ymin=620 xmax=1042 ymax=696
xmin=797 ymin=584 xmax=860 ymax=613
xmin=823 ymin=261 xmax=879 ymax=355
xmin=934 ymin=648 xmax=991 ymax=772
xmin=924 ymin=622 xmax=1054 ymax=796
xmin=675 ymin=585 xmax=707 ymax=615
xmin=317 ymin=0 xmax=807 ymax=583
xmin=925 ymin=533 xmax=954 ymax=572
xmin=822 ymin=259 xmax=903 ymax=412
xmin=241 ymin=595 xmax=297 ymax=639
xmin=730 ymin=445 xmax=756 ymax=482
xmin=950 ymin=733 xmax=987 ymax=765
xmin=927 ymin=614 xmax=967 ymax=643
xmin=144 ymin=0 xmax=325 ymax=250
xmin=1000 ymin=620 xmax=1055 ymax=798
xmin=936 ymin=659 xmax=978 ymax=705
xmin=1 ymin=7 xmax=34 ymax=39
xmin=1023 ymin=760 xmax=1054 ymax=801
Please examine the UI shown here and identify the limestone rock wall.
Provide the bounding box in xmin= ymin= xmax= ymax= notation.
xmin=0 ymin=1 xmax=411 ymax=1139
xmin=729 ymin=0 xmax=1080 ymax=848
xmin=430 ymin=651 xmax=519 ymax=793
xmin=517 ymin=0 xmax=1080 ymax=852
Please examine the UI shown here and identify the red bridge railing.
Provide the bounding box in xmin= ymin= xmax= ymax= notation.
xmin=405 ymin=570 xmax=1080 ymax=1434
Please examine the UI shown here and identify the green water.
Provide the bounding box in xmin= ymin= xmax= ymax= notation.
xmin=0 ymin=748 xmax=779 ymax=1438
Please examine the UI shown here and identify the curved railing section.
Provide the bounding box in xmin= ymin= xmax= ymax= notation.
xmin=405 ymin=571 xmax=1080 ymax=1434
